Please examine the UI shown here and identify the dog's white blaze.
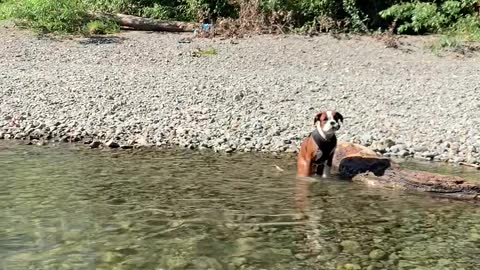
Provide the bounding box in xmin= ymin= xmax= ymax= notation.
xmin=326 ymin=110 xmax=334 ymax=121
xmin=317 ymin=110 xmax=339 ymax=179
xmin=320 ymin=110 xmax=336 ymax=139
xmin=316 ymin=122 xmax=327 ymax=140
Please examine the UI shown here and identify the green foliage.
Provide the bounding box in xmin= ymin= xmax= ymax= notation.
xmin=447 ymin=14 xmax=480 ymax=40
xmin=1 ymin=0 xmax=480 ymax=39
xmin=430 ymin=15 xmax=480 ymax=51
xmin=82 ymin=19 xmax=120 ymax=35
xmin=0 ymin=0 xmax=120 ymax=34
xmin=141 ymin=3 xmax=179 ymax=20
xmin=379 ymin=0 xmax=480 ymax=34
xmin=82 ymin=0 xmax=132 ymax=13
xmin=83 ymin=0 xmax=237 ymax=21
xmin=0 ymin=0 xmax=88 ymax=33
xmin=380 ymin=2 xmax=443 ymax=33
xmin=259 ymin=0 xmax=369 ymax=32
xmin=192 ymin=46 xmax=217 ymax=56
xmin=342 ymin=0 xmax=368 ymax=32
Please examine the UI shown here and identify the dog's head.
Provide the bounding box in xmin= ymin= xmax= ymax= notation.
xmin=314 ymin=110 xmax=344 ymax=137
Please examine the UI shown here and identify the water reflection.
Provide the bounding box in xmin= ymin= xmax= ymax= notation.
xmin=0 ymin=143 xmax=479 ymax=270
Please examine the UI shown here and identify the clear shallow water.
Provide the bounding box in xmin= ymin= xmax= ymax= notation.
xmin=394 ymin=158 xmax=480 ymax=183
xmin=1 ymin=143 xmax=479 ymax=270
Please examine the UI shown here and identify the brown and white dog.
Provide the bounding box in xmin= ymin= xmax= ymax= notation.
xmin=296 ymin=110 xmax=344 ymax=178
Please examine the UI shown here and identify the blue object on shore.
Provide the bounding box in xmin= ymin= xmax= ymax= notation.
xmin=202 ymin=23 xmax=211 ymax=32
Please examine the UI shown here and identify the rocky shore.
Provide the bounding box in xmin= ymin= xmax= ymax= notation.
xmin=1 ymin=27 xmax=479 ymax=164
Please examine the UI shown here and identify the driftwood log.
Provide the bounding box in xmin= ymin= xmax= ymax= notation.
xmin=97 ymin=13 xmax=198 ymax=32
xmin=331 ymin=142 xmax=480 ymax=200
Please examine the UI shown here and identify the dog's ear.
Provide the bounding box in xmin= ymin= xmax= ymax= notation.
xmin=314 ymin=112 xmax=325 ymax=124
xmin=334 ymin=112 xmax=344 ymax=123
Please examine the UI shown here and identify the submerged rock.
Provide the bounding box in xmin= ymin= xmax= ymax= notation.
xmin=369 ymin=249 xmax=386 ymax=260
xmin=189 ymin=256 xmax=223 ymax=270
xmin=340 ymin=263 xmax=362 ymax=270
xmin=340 ymin=240 xmax=361 ymax=254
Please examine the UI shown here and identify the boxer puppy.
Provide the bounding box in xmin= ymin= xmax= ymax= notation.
xmin=296 ymin=110 xmax=344 ymax=178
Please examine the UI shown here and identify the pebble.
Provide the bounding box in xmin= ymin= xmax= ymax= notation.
xmin=0 ymin=29 xmax=478 ymax=165
xmin=89 ymin=141 xmax=102 ymax=149
xmin=340 ymin=240 xmax=361 ymax=254
xmin=369 ymin=249 xmax=386 ymax=260
xmin=341 ymin=263 xmax=362 ymax=270
xmin=105 ymin=140 xmax=120 ymax=149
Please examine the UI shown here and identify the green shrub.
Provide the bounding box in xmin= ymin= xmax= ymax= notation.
xmin=84 ymin=0 xmax=237 ymax=22
xmin=343 ymin=0 xmax=368 ymax=32
xmin=379 ymin=2 xmax=441 ymax=33
xmin=0 ymin=0 xmax=90 ymax=33
xmin=379 ymin=0 xmax=480 ymax=34
xmin=82 ymin=19 xmax=120 ymax=35
xmin=447 ymin=14 xmax=480 ymax=40
xmin=81 ymin=0 xmax=132 ymax=13
xmin=259 ymin=0 xmax=369 ymax=32
xmin=1 ymin=0 xmax=480 ymax=37
xmin=192 ymin=46 xmax=217 ymax=56
xmin=141 ymin=3 xmax=177 ymax=19
xmin=0 ymin=0 xmax=122 ymax=34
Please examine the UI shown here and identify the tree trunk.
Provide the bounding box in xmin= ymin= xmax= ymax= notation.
xmin=332 ymin=142 xmax=480 ymax=200
xmin=101 ymin=13 xmax=198 ymax=32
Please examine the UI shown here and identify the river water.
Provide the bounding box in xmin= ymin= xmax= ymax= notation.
xmin=1 ymin=142 xmax=479 ymax=270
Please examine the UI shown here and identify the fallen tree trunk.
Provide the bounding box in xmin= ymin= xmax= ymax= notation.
xmin=97 ymin=13 xmax=198 ymax=32
xmin=332 ymin=142 xmax=480 ymax=200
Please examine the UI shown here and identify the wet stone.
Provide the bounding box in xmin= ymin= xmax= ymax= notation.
xmin=190 ymin=256 xmax=223 ymax=270
xmin=14 ymin=133 xmax=25 ymax=140
xmin=341 ymin=263 xmax=362 ymax=270
xmin=340 ymin=240 xmax=361 ymax=254
xmin=369 ymin=249 xmax=386 ymax=260
xmin=231 ymin=257 xmax=247 ymax=267
xmin=105 ymin=140 xmax=120 ymax=148
xmin=90 ymin=141 xmax=102 ymax=149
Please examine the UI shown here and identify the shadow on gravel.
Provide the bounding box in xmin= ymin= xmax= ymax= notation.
xmin=31 ymin=32 xmax=128 ymax=45
xmin=448 ymin=45 xmax=480 ymax=58
xmin=78 ymin=36 xmax=127 ymax=45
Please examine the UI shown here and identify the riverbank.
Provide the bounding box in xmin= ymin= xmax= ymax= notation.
xmin=1 ymin=27 xmax=479 ymax=165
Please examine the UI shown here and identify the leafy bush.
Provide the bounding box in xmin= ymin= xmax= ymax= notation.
xmin=141 ymin=3 xmax=179 ymax=20
xmin=81 ymin=0 xmax=132 ymax=13
xmin=82 ymin=19 xmax=120 ymax=35
xmin=1 ymin=0 xmax=480 ymax=37
xmin=380 ymin=2 xmax=442 ymax=33
xmin=260 ymin=0 xmax=362 ymax=30
xmin=379 ymin=0 xmax=480 ymax=34
xmin=0 ymin=0 xmax=89 ymax=33
xmin=447 ymin=14 xmax=480 ymax=40
xmin=0 ymin=0 xmax=401 ymax=34
xmin=0 ymin=0 xmax=120 ymax=34
xmin=83 ymin=0 xmax=237 ymax=21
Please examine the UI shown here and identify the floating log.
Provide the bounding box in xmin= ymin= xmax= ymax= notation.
xmin=331 ymin=142 xmax=480 ymax=200
xmin=97 ymin=13 xmax=198 ymax=32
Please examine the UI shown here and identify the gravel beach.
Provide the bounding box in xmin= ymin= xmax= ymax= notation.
xmin=1 ymin=27 xmax=479 ymax=164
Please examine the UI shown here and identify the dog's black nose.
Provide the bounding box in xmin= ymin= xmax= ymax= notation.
xmin=330 ymin=121 xmax=337 ymax=125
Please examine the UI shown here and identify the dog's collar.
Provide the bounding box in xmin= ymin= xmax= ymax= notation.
xmin=311 ymin=129 xmax=337 ymax=165
xmin=311 ymin=129 xmax=335 ymax=146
